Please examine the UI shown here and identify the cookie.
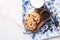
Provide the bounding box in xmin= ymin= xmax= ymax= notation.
xmin=24 ymin=17 xmax=37 ymax=31
xmin=30 ymin=11 xmax=40 ymax=23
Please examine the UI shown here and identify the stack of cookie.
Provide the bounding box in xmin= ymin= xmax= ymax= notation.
xmin=24 ymin=11 xmax=41 ymax=32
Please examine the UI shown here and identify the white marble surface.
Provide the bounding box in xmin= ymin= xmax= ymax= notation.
xmin=0 ymin=0 xmax=31 ymax=40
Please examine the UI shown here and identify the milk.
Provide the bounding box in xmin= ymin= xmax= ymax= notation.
xmin=30 ymin=0 xmax=44 ymax=8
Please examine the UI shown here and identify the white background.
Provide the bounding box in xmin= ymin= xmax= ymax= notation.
xmin=0 ymin=0 xmax=32 ymax=40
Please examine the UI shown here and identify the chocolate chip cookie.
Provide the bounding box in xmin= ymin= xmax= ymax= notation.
xmin=24 ymin=11 xmax=41 ymax=32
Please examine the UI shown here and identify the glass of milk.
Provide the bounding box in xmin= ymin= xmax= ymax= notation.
xmin=30 ymin=0 xmax=44 ymax=8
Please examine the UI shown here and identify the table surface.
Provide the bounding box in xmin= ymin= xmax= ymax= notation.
xmin=0 ymin=0 xmax=60 ymax=40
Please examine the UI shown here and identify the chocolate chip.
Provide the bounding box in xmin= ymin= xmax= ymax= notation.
xmin=30 ymin=23 xmax=32 ymax=26
xmin=28 ymin=14 xmax=30 ymax=17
